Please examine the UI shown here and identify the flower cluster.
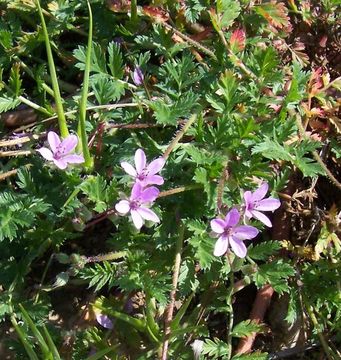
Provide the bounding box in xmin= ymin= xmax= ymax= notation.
xmin=115 ymin=149 xmax=165 ymax=230
xmin=210 ymin=183 xmax=280 ymax=258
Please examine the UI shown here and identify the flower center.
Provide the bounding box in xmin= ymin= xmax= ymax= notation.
xmin=54 ymin=145 xmax=67 ymax=159
xmin=129 ymin=200 xmax=140 ymax=210
xmin=137 ymin=169 xmax=148 ymax=181
xmin=223 ymin=226 xmax=233 ymax=237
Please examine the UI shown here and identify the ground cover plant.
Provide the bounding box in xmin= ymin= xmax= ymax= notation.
xmin=0 ymin=0 xmax=340 ymax=359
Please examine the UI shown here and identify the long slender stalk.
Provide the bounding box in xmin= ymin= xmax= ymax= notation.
xmin=130 ymin=0 xmax=137 ymax=23
xmin=35 ymin=0 xmax=68 ymax=137
xmin=11 ymin=316 xmax=40 ymax=360
xmin=226 ymin=254 xmax=235 ymax=359
xmin=77 ymin=0 xmax=93 ymax=169
xmin=161 ymin=222 xmax=185 ymax=360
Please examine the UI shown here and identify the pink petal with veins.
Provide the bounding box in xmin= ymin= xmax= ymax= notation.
xmin=47 ymin=131 xmax=61 ymax=153
xmin=135 ymin=149 xmax=146 ymax=173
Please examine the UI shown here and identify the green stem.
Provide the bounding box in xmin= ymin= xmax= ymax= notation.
xmin=77 ymin=0 xmax=93 ymax=169
xmin=18 ymin=95 xmax=52 ymax=116
xmin=131 ymin=0 xmax=138 ymax=23
xmin=35 ymin=0 xmax=68 ymax=137
xmin=226 ymin=255 xmax=235 ymax=359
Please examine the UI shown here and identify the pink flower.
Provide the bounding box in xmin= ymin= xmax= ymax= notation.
xmin=243 ymin=183 xmax=281 ymax=227
xmin=95 ymin=313 xmax=114 ymax=329
xmin=211 ymin=208 xmax=259 ymax=258
xmin=121 ymin=149 xmax=165 ymax=187
xmin=115 ymin=182 xmax=160 ymax=229
xmin=132 ymin=66 xmax=144 ymax=86
xmin=37 ymin=131 xmax=84 ymax=170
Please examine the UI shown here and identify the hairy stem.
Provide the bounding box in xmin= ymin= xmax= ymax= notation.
xmin=163 ymin=113 xmax=197 ymax=159
xmin=161 ymin=222 xmax=185 ymax=360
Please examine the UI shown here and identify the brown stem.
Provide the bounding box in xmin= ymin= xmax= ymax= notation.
xmin=235 ymin=284 xmax=274 ymax=354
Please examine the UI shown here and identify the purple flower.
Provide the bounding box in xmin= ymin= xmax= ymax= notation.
xmin=37 ymin=131 xmax=84 ymax=170
xmin=95 ymin=313 xmax=114 ymax=329
xmin=132 ymin=66 xmax=144 ymax=85
xmin=115 ymin=182 xmax=160 ymax=229
xmin=243 ymin=183 xmax=281 ymax=227
xmin=121 ymin=149 xmax=165 ymax=187
xmin=211 ymin=208 xmax=259 ymax=258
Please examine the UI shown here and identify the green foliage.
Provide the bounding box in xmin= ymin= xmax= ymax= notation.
xmin=231 ymin=320 xmax=265 ymax=338
xmin=253 ymin=260 xmax=295 ymax=294
xmin=202 ymin=338 xmax=229 ymax=357
xmin=80 ymin=261 xmax=117 ymax=292
xmin=253 ymin=137 xmax=325 ymax=177
xmin=0 ymin=95 xmax=20 ymax=113
xmin=247 ymin=241 xmax=281 ymax=260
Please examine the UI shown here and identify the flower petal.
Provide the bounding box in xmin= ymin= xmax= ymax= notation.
xmin=136 ymin=207 xmax=160 ymax=223
xmin=135 ymin=149 xmax=146 ymax=173
xmin=224 ymin=208 xmax=240 ymax=227
xmin=53 ymin=158 xmax=68 ymax=169
xmin=233 ymin=225 xmax=259 ymax=240
xmin=37 ymin=147 xmax=54 ymax=161
xmin=243 ymin=190 xmax=252 ymax=206
xmin=131 ymin=182 xmax=143 ymax=200
xmin=115 ymin=200 xmax=130 ymax=214
xmin=140 ymin=186 xmax=159 ymax=203
xmin=230 ymin=236 xmax=247 ymax=258
xmin=147 ymin=157 xmax=165 ymax=175
xmin=131 ymin=209 xmax=144 ymax=229
xmin=63 ymin=154 xmax=84 ymax=164
xmin=96 ymin=314 xmax=114 ymax=329
xmin=252 ymin=183 xmax=268 ymax=201
xmin=251 ymin=210 xmax=272 ymax=227
xmin=121 ymin=162 xmax=137 ymax=176
xmin=143 ymin=175 xmax=164 ymax=186
xmin=47 ymin=131 xmax=61 ymax=153
xmin=60 ymin=134 xmax=78 ymax=154
xmin=244 ymin=209 xmax=253 ymax=219
xmin=213 ymin=234 xmax=229 ymax=257
xmin=255 ymin=198 xmax=281 ymax=211
xmin=132 ymin=66 xmax=144 ymax=86
xmin=210 ymin=219 xmax=226 ymax=234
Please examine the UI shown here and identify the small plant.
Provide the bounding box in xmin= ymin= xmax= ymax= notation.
xmin=0 ymin=0 xmax=340 ymax=359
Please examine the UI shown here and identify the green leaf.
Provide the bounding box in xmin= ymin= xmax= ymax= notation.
xmin=231 ymin=320 xmax=265 ymax=338
xmin=79 ymin=175 xmax=108 ymax=212
xmin=247 ymin=241 xmax=281 ymax=261
xmin=80 ymin=261 xmax=116 ymax=292
xmin=92 ymin=77 xmax=125 ymax=104
xmin=0 ymin=95 xmax=20 ymax=113
xmin=217 ymin=0 xmax=241 ymax=29
xmin=252 ymin=137 xmax=293 ymax=162
xmin=107 ymin=41 xmax=124 ymax=79
xmin=184 ymin=0 xmax=206 ymax=23
xmin=189 ymin=234 xmax=216 ymax=270
xmin=150 ymin=92 xmax=199 ymax=126
xmin=232 ymin=352 xmax=268 ymax=360
xmin=254 ymin=2 xmax=289 ymax=29
xmin=9 ymin=63 xmax=22 ymax=96
xmin=254 ymin=260 xmax=295 ymax=294
xmin=202 ymin=338 xmax=229 ymax=357
xmin=74 ymin=42 xmax=106 ymax=73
